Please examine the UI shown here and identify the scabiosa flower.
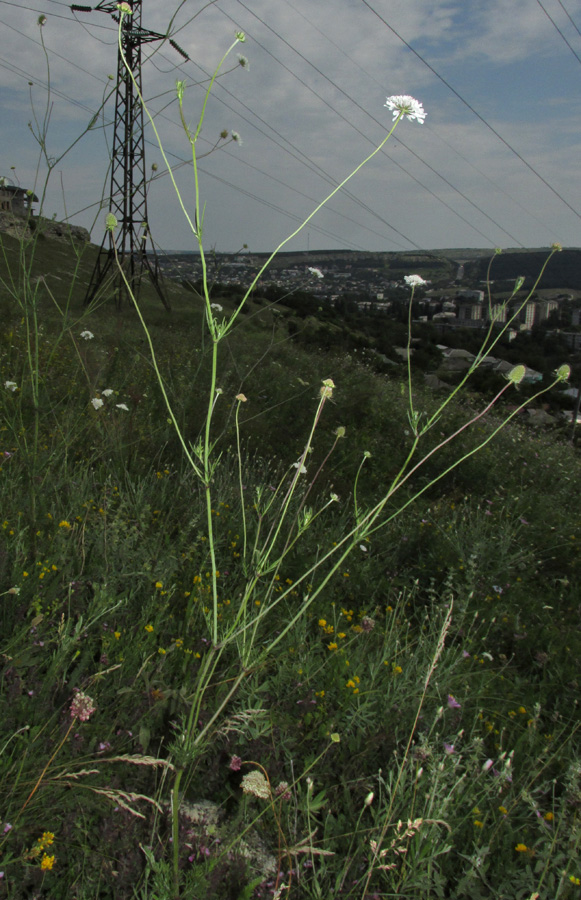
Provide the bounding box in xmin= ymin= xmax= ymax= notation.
xmin=80 ymin=330 xmax=94 ymax=340
xmin=231 ymin=131 xmax=242 ymax=144
xmin=116 ymin=403 xmax=129 ymax=411
xmin=210 ymin=303 xmax=223 ymax=312
xmin=91 ymin=398 xmax=104 ymax=410
xmin=238 ymin=54 xmax=249 ymax=69
xmin=70 ymin=690 xmax=96 ymax=722
xmin=385 ymin=95 xmax=426 ymax=124
xmin=447 ymin=694 xmax=461 ymax=709
xmin=4 ymin=381 xmax=17 ymax=392
xmin=229 ymin=755 xmax=242 ymax=772
xmin=102 ymin=389 xmax=114 ymax=397
xmin=443 ymin=743 xmax=455 ymax=755
xmin=307 ymin=266 xmax=324 ymax=279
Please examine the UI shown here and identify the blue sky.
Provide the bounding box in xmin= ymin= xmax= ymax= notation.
xmin=1 ymin=0 xmax=581 ymax=253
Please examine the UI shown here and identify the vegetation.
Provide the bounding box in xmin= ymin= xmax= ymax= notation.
xmin=0 ymin=17 xmax=580 ymax=900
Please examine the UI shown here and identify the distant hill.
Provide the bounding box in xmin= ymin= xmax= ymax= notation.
xmin=464 ymin=248 xmax=581 ymax=289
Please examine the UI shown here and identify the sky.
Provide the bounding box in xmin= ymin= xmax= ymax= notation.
xmin=1 ymin=0 xmax=581 ymax=254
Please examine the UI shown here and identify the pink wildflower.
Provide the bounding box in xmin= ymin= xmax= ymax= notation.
xmin=70 ymin=690 xmax=96 ymax=722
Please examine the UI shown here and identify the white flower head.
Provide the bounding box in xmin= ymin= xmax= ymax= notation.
xmin=210 ymin=303 xmax=223 ymax=312
xmin=231 ymin=131 xmax=242 ymax=144
xmin=116 ymin=403 xmax=129 ymax=411
xmin=238 ymin=54 xmax=249 ymax=70
xmin=4 ymin=381 xmax=17 ymax=392
xmin=241 ymin=770 xmax=270 ymax=800
xmin=385 ymin=95 xmax=426 ymax=124
xmin=292 ymin=461 xmax=307 ymax=474
xmin=404 ymin=274 xmax=427 ymax=287
xmin=91 ymin=398 xmax=104 ymax=410
xmin=307 ymin=266 xmax=324 ymax=279
xmin=102 ymin=389 xmax=114 ymax=397
xmin=80 ymin=330 xmax=94 ymax=340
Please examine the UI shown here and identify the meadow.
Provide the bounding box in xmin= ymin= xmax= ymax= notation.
xmin=1 ymin=21 xmax=581 ymax=899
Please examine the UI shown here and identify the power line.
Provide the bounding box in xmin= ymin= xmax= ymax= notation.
xmin=279 ymin=0 xmax=557 ymax=241
xmin=359 ymin=0 xmax=581 ymax=223
xmin=2 ymin=0 xmax=532 ymax=248
xmin=536 ymin=0 xmax=581 ymax=66
xmin=556 ymin=0 xmax=581 ymax=37
xmin=224 ymin=1 xmax=523 ymax=245
xmin=0 ymin=0 xmax=116 ymax=31
xmin=0 ymin=18 xmax=407 ymax=249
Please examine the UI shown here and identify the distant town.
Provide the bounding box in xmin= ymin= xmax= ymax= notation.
xmin=159 ymin=248 xmax=581 ymax=350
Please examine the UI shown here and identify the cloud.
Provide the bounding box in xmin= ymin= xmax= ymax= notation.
xmin=1 ymin=0 xmax=580 ymax=251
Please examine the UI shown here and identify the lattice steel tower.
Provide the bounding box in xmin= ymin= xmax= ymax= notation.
xmin=71 ymin=0 xmax=188 ymax=309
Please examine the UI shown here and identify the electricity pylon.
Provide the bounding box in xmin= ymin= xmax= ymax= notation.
xmin=71 ymin=0 xmax=188 ymax=309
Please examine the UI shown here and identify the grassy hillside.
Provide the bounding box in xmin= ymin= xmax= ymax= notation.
xmin=1 ymin=229 xmax=580 ymax=899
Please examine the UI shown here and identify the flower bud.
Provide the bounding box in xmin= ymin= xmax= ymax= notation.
xmin=506 ymin=364 xmax=525 ymax=385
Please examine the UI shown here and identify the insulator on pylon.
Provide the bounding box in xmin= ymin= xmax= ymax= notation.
xmin=170 ymin=38 xmax=189 ymax=60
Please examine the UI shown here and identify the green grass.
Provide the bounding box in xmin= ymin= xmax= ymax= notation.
xmin=1 ymin=230 xmax=580 ymax=900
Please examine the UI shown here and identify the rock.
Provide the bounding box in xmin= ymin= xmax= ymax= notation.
xmin=0 ymin=210 xmax=90 ymax=244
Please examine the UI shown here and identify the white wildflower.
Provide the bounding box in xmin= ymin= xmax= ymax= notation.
xmin=231 ymin=131 xmax=242 ymax=144
xmin=241 ymin=770 xmax=270 ymax=800
xmin=91 ymin=398 xmax=104 ymax=410
xmin=307 ymin=266 xmax=324 ymax=279
xmin=116 ymin=403 xmax=129 ymax=411
xmin=385 ymin=95 xmax=426 ymax=124
xmin=292 ymin=462 xmax=307 ymax=474
xmin=4 ymin=381 xmax=17 ymax=392
xmin=210 ymin=303 xmax=223 ymax=312
xmin=404 ymin=274 xmax=427 ymax=287
xmin=102 ymin=389 xmax=114 ymax=397
xmin=80 ymin=330 xmax=94 ymax=340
